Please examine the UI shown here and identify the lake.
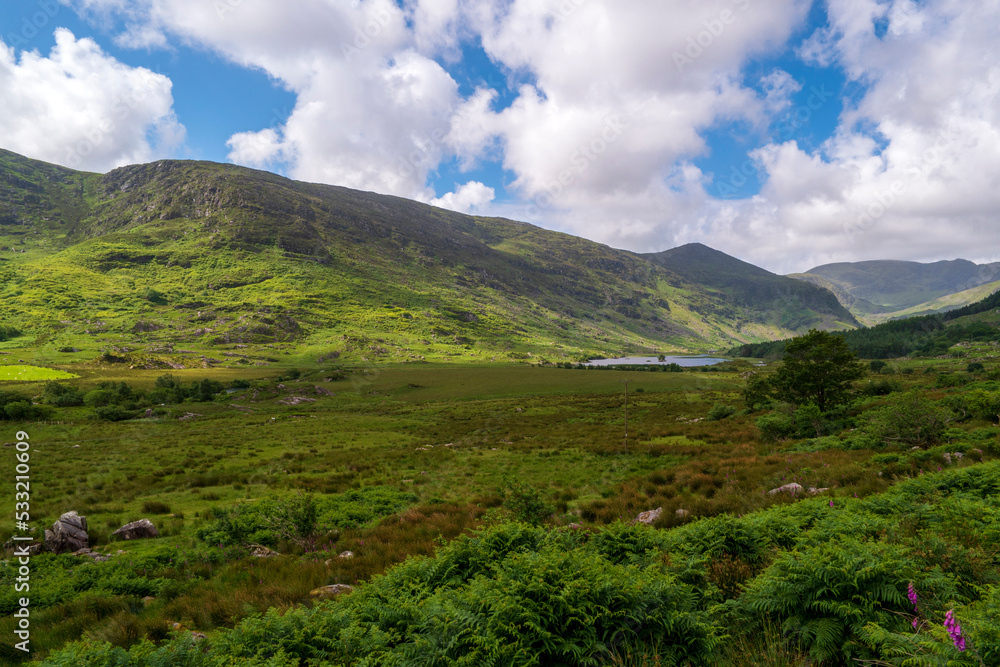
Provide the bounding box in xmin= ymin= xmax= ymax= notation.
xmin=586 ymin=355 xmax=729 ymax=367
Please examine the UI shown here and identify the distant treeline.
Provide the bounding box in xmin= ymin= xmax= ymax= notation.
xmin=731 ymin=288 xmax=1000 ymax=360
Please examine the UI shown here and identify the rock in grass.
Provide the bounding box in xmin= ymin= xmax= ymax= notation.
xmin=310 ymin=584 xmax=354 ymax=599
xmin=339 ymin=550 xmax=355 ymax=559
xmin=676 ymin=509 xmax=690 ymax=518
xmin=768 ymin=483 xmax=804 ymax=495
xmin=249 ymin=544 xmax=280 ymax=558
xmin=112 ymin=518 xmax=159 ymax=541
xmin=45 ymin=511 xmax=88 ymax=554
xmin=635 ymin=507 xmax=662 ymax=525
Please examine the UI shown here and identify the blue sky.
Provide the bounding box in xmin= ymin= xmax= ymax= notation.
xmin=1 ymin=0 xmax=999 ymax=274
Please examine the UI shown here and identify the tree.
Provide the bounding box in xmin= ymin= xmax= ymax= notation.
xmin=772 ymin=330 xmax=866 ymax=412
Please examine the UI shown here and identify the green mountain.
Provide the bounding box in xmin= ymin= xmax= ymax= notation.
xmin=0 ymin=149 xmax=854 ymax=365
xmin=792 ymin=258 xmax=1000 ymax=324
xmin=644 ymin=243 xmax=860 ymax=334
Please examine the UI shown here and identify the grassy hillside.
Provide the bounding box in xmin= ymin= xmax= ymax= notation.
xmin=645 ymin=243 xmax=860 ymax=333
xmin=0 ymin=150 xmax=854 ymax=365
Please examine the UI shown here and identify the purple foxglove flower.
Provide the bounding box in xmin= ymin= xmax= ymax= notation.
xmin=944 ymin=610 xmax=966 ymax=652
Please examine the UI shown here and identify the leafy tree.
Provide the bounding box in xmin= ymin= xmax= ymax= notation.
xmin=870 ymin=360 xmax=887 ymax=374
xmin=772 ymin=330 xmax=866 ymax=412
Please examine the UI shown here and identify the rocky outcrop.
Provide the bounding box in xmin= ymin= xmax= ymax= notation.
xmin=45 ymin=511 xmax=88 ymax=553
xmin=250 ymin=544 xmax=280 ymax=558
xmin=635 ymin=507 xmax=662 ymax=525
xmin=112 ymin=518 xmax=159 ymax=541
xmin=768 ymin=483 xmax=804 ymax=495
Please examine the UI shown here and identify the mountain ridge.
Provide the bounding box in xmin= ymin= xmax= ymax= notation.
xmin=792 ymin=257 xmax=1000 ymax=324
xmin=0 ymin=149 xmax=854 ymax=364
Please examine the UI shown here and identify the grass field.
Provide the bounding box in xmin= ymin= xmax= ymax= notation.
xmin=0 ymin=354 xmax=998 ymax=663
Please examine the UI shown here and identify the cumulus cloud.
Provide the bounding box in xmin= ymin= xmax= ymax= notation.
xmin=430 ymin=180 xmax=495 ymax=213
xmin=0 ymin=28 xmax=183 ymax=172
xmin=50 ymin=0 xmax=1000 ymax=273
xmin=695 ymin=0 xmax=1000 ymax=272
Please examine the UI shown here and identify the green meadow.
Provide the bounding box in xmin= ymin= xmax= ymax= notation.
xmin=0 ymin=350 xmax=998 ymax=664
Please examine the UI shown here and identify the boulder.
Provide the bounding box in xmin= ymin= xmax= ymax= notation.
xmin=768 ymin=483 xmax=804 ymax=495
xmin=675 ymin=509 xmax=690 ymax=518
xmin=112 ymin=518 xmax=159 ymax=541
xmin=45 ymin=511 xmax=88 ymax=554
xmin=250 ymin=544 xmax=280 ymax=558
xmin=635 ymin=507 xmax=663 ymax=525
xmin=807 ymin=487 xmax=830 ymax=494
xmin=310 ymin=584 xmax=354 ymax=599
xmin=339 ymin=550 xmax=355 ymax=559
xmin=315 ymin=385 xmax=334 ymax=396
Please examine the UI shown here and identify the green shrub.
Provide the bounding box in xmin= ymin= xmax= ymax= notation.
xmin=860 ymin=391 xmax=952 ymax=446
xmin=43 ymin=381 xmax=84 ymax=406
xmin=499 ymin=479 xmax=554 ymax=526
xmin=93 ymin=404 xmax=138 ymax=421
xmin=707 ymin=403 xmax=736 ymax=421
xmin=83 ymin=389 xmax=115 ymax=408
xmin=2 ymin=400 xmax=52 ymax=421
xmin=756 ymin=412 xmax=795 ymax=442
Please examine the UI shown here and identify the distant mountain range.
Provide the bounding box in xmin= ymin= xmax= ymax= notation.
xmin=791 ymin=259 xmax=1000 ymax=325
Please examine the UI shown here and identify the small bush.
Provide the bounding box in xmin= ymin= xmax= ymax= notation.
xmin=499 ymin=479 xmax=554 ymax=526
xmin=707 ymin=403 xmax=736 ymax=421
xmin=93 ymin=405 xmax=137 ymax=421
xmin=756 ymin=412 xmax=795 ymax=442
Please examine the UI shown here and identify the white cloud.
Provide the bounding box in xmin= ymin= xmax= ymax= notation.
xmin=697 ymin=0 xmax=1000 ymax=272
xmin=50 ymin=0 xmax=1000 ymax=274
xmin=0 ymin=28 xmax=183 ymax=171
xmin=430 ymin=180 xmax=495 ymax=213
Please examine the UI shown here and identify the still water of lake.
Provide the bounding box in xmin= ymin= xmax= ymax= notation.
xmin=586 ymin=355 xmax=729 ymax=367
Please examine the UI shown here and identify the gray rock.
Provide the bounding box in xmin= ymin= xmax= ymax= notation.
xmin=768 ymin=483 xmax=804 ymax=495
xmin=112 ymin=518 xmax=159 ymax=541
xmin=249 ymin=544 xmax=280 ymax=558
xmin=339 ymin=550 xmax=355 ymax=559
xmin=635 ymin=507 xmax=663 ymax=525
xmin=675 ymin=509 xmax=690 ymax=518
xmin=45 ymin=511 xmax=88 ymax=554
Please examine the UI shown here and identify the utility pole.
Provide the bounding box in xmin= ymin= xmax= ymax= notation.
xmin=620 ymin=379 xmax=631 ymax=454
